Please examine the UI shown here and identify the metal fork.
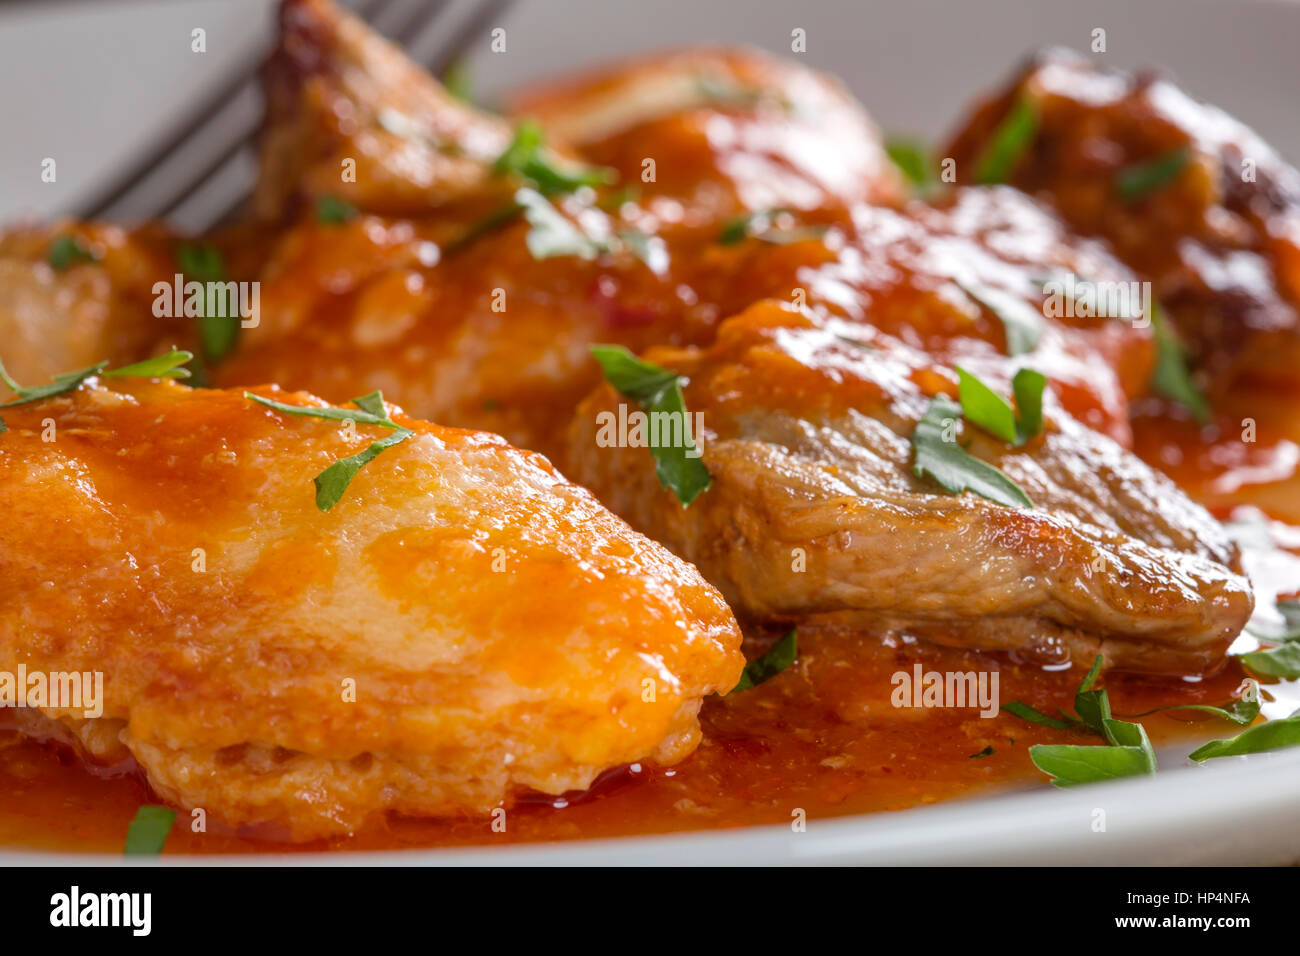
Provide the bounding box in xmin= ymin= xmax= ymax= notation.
xmin=76 ymin=0 xmax=517 ymax=232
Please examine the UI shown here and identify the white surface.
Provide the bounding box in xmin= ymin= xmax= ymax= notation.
xmin=0 ymin=0 xmax=1297 ymax=864
xmin=3 ymin=747 xmax=1299 ymax=865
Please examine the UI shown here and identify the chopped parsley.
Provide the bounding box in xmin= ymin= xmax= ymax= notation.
xmin=176 ymin=243 xmax=239 ymax=366
xmin=47 ymin=234 xmax=97 ymax=271
xmin=717 ymin=209 xmax=827 ymax=246
xmin=1116 ymin=146 xmax=1191 ymax=203
xmin=1004 ymin=657 xmax=1158 ymax=786
xmin=958 ymin=281 xmax=1043 ymax=356
xmin=124 ymin=805 xmax=175 ymax=855
xmin=973 ymin=95 xmax=1037 ymax=185
xmin=492 ymin=120 xmax=615 ymax=196
xmin=590 ymin=345 xmax=711 ymax=507
xmin=911 ymin=394 xmax=1034 ymax=508
xmin=730 ymin=630 xmax=797 ymax=693
xmin=968 ymin=745 xmax=996 ymax=759
xmin=448 ymin=123 xmax=617 ymax=255
xmin=1006 ymin=658 xmax=1280 ymax=784
xmin=1149 ymin=302 xmax=1209 ymax=424
xmin=885 ymin=138 xmax=939 ymax=196
xmin=517 ymin=187 xmax=612 ymax=261
xmin=0 ymin=349 xmax=193 ymax=430
xmin=245 ymin=391 xmax=414 ymax=511
xmin=1124 ymin=679 xmax=1261 ymax=727
xmin=315 ymin=194 xmax=359 ymax=225
xmin=955 ymin=366 xmax=1045 ymax=446
xmin=1241 ymin=603 xmax=1300 ymax=678
xmin=1189 ymin=708 xmax=1300 ymax=761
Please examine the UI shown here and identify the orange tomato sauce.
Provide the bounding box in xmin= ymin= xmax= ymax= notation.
xmin=1 ymin=385 xmax=1296 ymax=856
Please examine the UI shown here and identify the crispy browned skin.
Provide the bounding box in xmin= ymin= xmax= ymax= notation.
xmin=255 ymin=0 xmax=512 ymax=221
xmin=946 ymin=48 xmax=1300 ymax=394
xmin=567 ymin=302 xmax=1252 ymax=675
xmin=0 ymin=378 xmax=742 ymax=839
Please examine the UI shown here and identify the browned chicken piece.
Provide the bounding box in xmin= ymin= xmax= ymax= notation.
xmin=567 ymin=301 xmax=1252 ymax=675
xmin=212 ymin=183 xmax=1159 ymax=462
xmin=0 ymin=377 xmax=743 ymax=840
xmin=945 ymin=48 xmax=1300 ymax=394
xmin=510 ymin=45 xmax=904 ymax=218
xmin=0 ymin=222 xmax=185 ymax=386
xmin=256 ymin=0 xmax=513 ymax=221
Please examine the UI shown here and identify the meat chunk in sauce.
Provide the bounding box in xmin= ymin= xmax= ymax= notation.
xmin=0 ymin=380 xmax=742 ymax=839
xmin=567 ymin=301 xmax=1252 ymax=676
xmin=945 ymin=48 xmax=1300 ymax=395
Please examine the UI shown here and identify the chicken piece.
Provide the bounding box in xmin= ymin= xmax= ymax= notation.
xmin=510 ymin=45 xmax=904 ymax=219
xmin=256 ymin=0 xmax=513 ymax=221
xmin=945 ymin=48 xmax=1300 ymax=394
xmin=0 ymin=378 xmax=742 ymax=840
xmin=213 ymin=184 xmax=1156 ymax=461
xmin=0 ymin=222 xmax=185 ymax=386
xmin=567 ymin=301 xmax=1252 ymax=675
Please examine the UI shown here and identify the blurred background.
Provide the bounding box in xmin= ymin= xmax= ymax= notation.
xmin=1 ymin=0 xmax=1296 ymax=230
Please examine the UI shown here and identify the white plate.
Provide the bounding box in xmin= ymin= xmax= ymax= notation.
xmin=1 ymin=0 xmax=1297 ymax=865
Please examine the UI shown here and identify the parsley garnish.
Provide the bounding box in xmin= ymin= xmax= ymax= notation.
xmin=176 ymin=243 xmax=239 ymax=366
xmin=590 ymin=345 xmax=711 ymax=507
xmin=517 ymin=188 xmax=611 ymax=261
xmin=973 ymin=95 xmax=1037 ymax=185
xmin=911 ymin=394 xmax=1034 ymax=508
xmin=969 ymin=745 xmax=996 ymax=759
xmin=717 ymin=209 xmax=827 ymax=246
xmin=47 ymin=234 xmax=97 ymax=271
xmin=1005 ymin=656 xmax=1158 ymax=786
xmin=492 ymin=121 xmax=615 ymax=196
xmin=246 ymin=391 xmax=414 ymax=511
xmin=441 ymin=57 xmax=475 ymax=104
xmin=315 ymin=194 xmax=359 ymax=225
xmin=448 ymin=125 xmax=617 ymax=255
xmin=885 ymin=138 xmax=939 ymax=196
xmin=730 ymin=630 xmax=797 ymax=693
xmin=958 ymin=281 xmax=1043 ymax=356
xmin=124 ymin=805 xmax=175 ymax=855
xmin=956 ymin=366 xmax=1045 ymax=446
xmin=1149 ymin=301 xmax=1209 ymax=424
xmin=1006 ymin=658 xmax=1271 ymax=785
xmin=0 ymin=349 xmax=193 ymax=430
xmin=1241 ymin=601 xmax=1300 ymax=678
xmin=1189 ymin=708 xmax=1300 ymax=761
xmin=105 ymin=350 xmax=194 ymax=381
xmin=1116 ymin=146 xmax=1191 ymax=203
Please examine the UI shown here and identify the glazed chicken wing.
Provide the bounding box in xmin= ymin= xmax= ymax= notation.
xmin=568 ymin=301 xmax=1252 ymax=675
xmin=945 ymin=48 xmax=1300 ymax=394
xmin=0 ymin=377 xmax=742 ymax=840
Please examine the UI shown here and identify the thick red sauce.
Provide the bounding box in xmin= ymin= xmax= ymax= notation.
xmin=1 ymin=372 xmax=1296 ymax=857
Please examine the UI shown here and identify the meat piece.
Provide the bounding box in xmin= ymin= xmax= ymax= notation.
xmin=510 ymin=46 xmax=903 ymax=218
xmin=945 ymin=48 xmax=1300 ymax=393
xmin=0 ymin=222 xmax=184 ymax=386
xmin=256 ymin=0 xmax=513 ymax=220
xmin=567 ymin=301 xmax=1252 ymax=675
xmin=212 ymin=185 xmax=1157 ymax=460
xmin=0 ymin=378 xmax=742 ymax=839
